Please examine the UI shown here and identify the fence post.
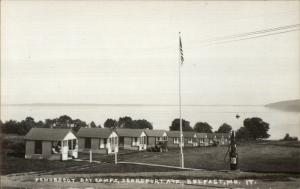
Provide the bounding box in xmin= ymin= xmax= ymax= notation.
xmin=89 ymin=149 xmax=92 ymax=163
xmin=115 ymin=149 xmax=117 ymax=164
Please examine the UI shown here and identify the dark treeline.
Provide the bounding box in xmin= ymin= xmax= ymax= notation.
xmin=169 ymin=118 xmax=232 ymax=134
xmin=1 ymin=115 xmax=272 ymax=141
xmin=104 ymin=116 xmax=153 ymax=130
xmin=0 ymin=115 xmax=92 ymax=135
xmin=0 ymin=115 xmax=154 ymax=135
xmin=170 ymin=117 xmax=271 ymax=141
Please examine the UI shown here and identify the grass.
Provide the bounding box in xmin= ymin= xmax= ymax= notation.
xmin=1 ymin=156 xmax=84 ymax=175
xmin=118 ymin=143 xmax=300 ymax=173
xmin=1 ymin=141 xmax=299 ymax=175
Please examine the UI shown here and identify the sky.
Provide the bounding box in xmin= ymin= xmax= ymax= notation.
xmin=1 ymin=1 xmax=299 ymax=106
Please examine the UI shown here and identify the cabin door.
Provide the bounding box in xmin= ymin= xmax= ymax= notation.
xmin=111 ymin=137 xmax=117 ymax=153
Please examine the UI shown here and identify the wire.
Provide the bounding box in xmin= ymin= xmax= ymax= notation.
xmin=224 ymin=143 xmax=231 ymax=164
xmin=192 ymin=28 xmax=300 ymax=48
xmin=196 ymin=24 xmax=300 ymax=43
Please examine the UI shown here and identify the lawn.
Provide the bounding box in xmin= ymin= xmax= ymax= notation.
xmin=117 ymin=142 xmax=300 ymax=173
xmin=1 ymin=141 xmax=299 ymax=175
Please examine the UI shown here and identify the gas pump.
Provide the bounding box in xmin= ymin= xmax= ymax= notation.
xmin=229 ymin=131 xmax=238 ymax=170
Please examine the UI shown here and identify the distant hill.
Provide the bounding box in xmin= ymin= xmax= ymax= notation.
xmin=265 ymin=99 xmax=300 ymax=112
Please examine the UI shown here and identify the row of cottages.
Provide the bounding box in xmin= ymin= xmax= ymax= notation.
xmin=166 ymin=131 xmax=230 ymax=147
xmin=76 ymin=128 xmax=169 ymax=153
xmin=167 ymin=131 xmax=200 ymax=147
xmin=24 ymin=127 xmax=230 ymax=160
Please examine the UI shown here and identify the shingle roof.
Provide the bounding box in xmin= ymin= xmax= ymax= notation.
xmin=183 ymin=131 xmax=196 ymax=138
xmin=206 ymin=133 xmax=216 ymax=139
xmin=167 ymin=131 xmax=196 ymax=138
xmin=77 ymin=128 xmax=113 ymax=138
xmin=24 ymin=128 xmax=74 ymax=141
xmin=215 ymin=133 xmax=231 ymax=138
xmin=115 ymin=128 xmax=144 ymax=137
xmin=166 ymin=131 xmax=181 ymax=138
xmin=144 ymin=130 xmax=166 ymax=137
xmin=196 ymin=133 xmax=207 ymax=138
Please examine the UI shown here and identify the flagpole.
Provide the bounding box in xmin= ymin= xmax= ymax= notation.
xmin=178 ymin=32 xmax=184 ymax=168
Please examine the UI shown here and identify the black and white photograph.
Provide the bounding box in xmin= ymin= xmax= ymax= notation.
xmin=1 ymin=1 xmax=299 ymax=188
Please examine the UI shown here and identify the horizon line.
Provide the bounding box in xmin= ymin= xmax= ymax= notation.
xmin=1 ymin=103 xmax=265 ymax=107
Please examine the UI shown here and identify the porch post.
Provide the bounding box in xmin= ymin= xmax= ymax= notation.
xmin=89 ymin=149 xmax=92 ymax=163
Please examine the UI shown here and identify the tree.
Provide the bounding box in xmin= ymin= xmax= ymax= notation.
xmin=132 ymin=119 xmax=153 ymax=130
xmin=44 ymin=119 xmax=55 ymax=128
xmin=89 ymin=121 xmax=97 ymax=128
xmin=216 ymin=123 xmax=232 ymax=133
xmin=73 ymin=119 xmax=88 ymax=132
xmin=104 ymin=118 xmax=118 ymax=128
xmin=282 ymin=133 xmax=298 ymax=141
xmin=169 ymin=118 xmax=193 ymax=131
xmin=236 ymin=126 xmax=250 ymax=141
xmin=243 ymin=117 xmax=270 ymax=140
xmin=56 ymin=115 xmax=73 ymax=128
xmin=19 ymin=117 xmax=36 ymax=135
xmin=194 ymin=122 xmax=213 ymax=133
xmin=36 ymin=120 xmax=44 ymax=128
xmin=1 ymin=120 xmax=20 ymax=134
xmin=118 ymin=116 xmax=134 ymax=128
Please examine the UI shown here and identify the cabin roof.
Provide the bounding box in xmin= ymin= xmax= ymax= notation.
xmin=24 ymin=128 xmax=74 ymax=141
xmin=166 ymin=131 xmax=181 ymax=137
xmin=196 ymin=133 xmax=207 ymax=138
xmin=77 ymin=128 xmax=114 ymax=138
xmin=115 ymin=128 xmax=145 ymax=137
xmin=167 ymin=131 xmax=196 ymax=138
xmin=215 ymin=133 xmax=230 ymax=138
xmin=144 ymin=129 xmax=166 ymax=137
xmin=206 ymin=133 xmax=216 ymax=138
xmin=183 ymin=131 xmax=196 ymax=138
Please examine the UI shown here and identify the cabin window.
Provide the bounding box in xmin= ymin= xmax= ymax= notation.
xmin=68 ymin=139 xmax=77 ymax=150
xmin=132 ymin=137 xmax=138 ymax=146
xmin=173 ymin=138 xmax=179 ymax=144
xmin=85 ymin=138 xmax=91 ymax=149
xmin=63 ymin=140 xmax=68 ymax=147
xmin=119 ymin=137 xmax=124 ymax=144
xmin=73 ymin=139 xmax=77 ymax=149
xmin=188 ymin=138 xmax=193 ymax=144
xmin=163 ymin=136 xmax=167 ymax=141
xmin=112 ymin=137 xmax=118 ymax=145
xmin=140 ymin=136 xmax=146 ymax=145
xmin=99 ymin=138 xmax=107 ymax=149
xmin=68 ymin=140 xmax=72 ymax=150
xmin=51 ymin=141 xmax=61 ymax=154
xmin=34 ymin=141 xmax=42 ymax=154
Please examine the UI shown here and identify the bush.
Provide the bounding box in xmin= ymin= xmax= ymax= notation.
xmin=2 ymin=138 xmax=25 ymax=156
xmin=282 ymin=133 xmax=298 ymax=141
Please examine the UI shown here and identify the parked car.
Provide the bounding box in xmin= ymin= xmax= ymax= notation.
xmin=147 ymin=141 xmax=168 ymax=152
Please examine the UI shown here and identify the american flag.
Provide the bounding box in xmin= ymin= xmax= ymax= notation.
xmin=179 ymin=34 xmax=184 ymax=64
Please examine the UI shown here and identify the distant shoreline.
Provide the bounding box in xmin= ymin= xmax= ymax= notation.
xmin=1 ymin=103 xmax=265 ymax=107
